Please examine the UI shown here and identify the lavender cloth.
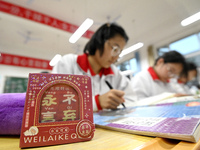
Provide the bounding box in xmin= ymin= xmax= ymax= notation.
xmin=0 ymin=93 xmax=26 ymax=135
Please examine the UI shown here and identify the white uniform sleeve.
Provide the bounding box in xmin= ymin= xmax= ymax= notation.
xmin=52 ymin=54 xmax=77 ymax=74
xmin=131 ymin=72 xmax=150 ymax=100
xmin=169 ymin=79 xmax=192 ymax=95
xmin=109 ymin=66 xmax=137 ymax=107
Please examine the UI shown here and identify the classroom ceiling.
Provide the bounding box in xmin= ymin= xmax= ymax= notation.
xmin=0 ymin=0 xmax=200 ymax=61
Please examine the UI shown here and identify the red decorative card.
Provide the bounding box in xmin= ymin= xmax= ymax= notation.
xmin=20 ymin=73 xmax=95 ymax=148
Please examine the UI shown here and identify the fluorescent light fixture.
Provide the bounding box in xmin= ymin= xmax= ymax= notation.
xmin=119 ymin=42 xmax=144 ymax=57
xmin=181 ymin=11 xmax=200 ymax=26
xmin=49 ymin=54 xmax=61 ymax=66
xmin=69 ymin=18 xmax=93 ymax=43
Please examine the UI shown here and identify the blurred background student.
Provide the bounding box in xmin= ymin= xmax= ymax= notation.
xmin=131 ymin=51 xmax=187 ymax=100
xmin=171 ymin=62 xmax=200 ymax=95
xmin=52 ymin=23 xmax=136 ymax=111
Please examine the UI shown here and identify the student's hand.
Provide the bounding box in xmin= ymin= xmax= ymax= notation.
xmin=174 ymin=93 xmax=191 ymax=97
xmin=98 ymin=89 xmax=125 ymax=109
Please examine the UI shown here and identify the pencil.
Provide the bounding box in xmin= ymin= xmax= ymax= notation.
xmin=105 ymin=80 xmax=126 ymax=108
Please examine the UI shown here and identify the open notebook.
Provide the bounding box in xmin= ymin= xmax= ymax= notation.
xmin=94 ymin=100 xmax=200 ymax=142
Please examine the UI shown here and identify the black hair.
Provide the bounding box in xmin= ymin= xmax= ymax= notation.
xmin=181 ymin=62 xmax=198 ymax=78
xmin=185 ymin=62 xmax=200 ymax=88
xmin=187 ymin=62 xmax=197 ymax=71
xmin=40 ymin=71 xmax=49 ymax=73
xmin=154 ymin=50 xmax=188 ymax=76
xmin=83 ymin=23 xmax=129 ymax=56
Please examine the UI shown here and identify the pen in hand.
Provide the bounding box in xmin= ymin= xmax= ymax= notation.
xmin=105 ymin=80 xmax=126 ymax=108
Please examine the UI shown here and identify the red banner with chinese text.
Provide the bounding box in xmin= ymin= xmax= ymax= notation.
xmin=0 ymin=53 xmax=52 ymax=70
xmin=0 ymin=1 xmax=94 ymax=39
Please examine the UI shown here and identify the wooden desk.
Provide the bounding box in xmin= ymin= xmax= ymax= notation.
xmin=0 ymin=128 xmax=200 ymax=150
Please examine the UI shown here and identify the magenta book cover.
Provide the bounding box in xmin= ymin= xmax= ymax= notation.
xmin=20 ymin=73 xmax=95 ymax=148
xmin=94 ymin=104 xmax=200 ymax=142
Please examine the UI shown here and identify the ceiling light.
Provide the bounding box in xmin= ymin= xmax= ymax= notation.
xmin=181 ymin=11 xmax=200 ymax=26
xmin=69 ymin=18 xmax=93 ymax=43
xmin=119 ymin=42 xmax=144 ymax=57
xmin=49 ymin=54 xmax=61 ymax=66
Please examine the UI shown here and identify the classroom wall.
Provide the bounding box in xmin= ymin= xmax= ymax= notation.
xmin=0 ymin=65 xmax=51 ymax=93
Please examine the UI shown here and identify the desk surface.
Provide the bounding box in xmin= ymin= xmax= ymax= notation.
xmin=1 ymin=128 xmax=200 ymax=150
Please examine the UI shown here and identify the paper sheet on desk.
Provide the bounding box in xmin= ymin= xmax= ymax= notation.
xmin=133 ymin=92 xmax=176 ymax=106
xmin=155 ymin=95 xmax=200 ymax=105
xmin=134 ymin=93 xmax=200 ymax=106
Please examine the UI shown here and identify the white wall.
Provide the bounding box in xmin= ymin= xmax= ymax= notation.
xmin=0 ymin=65 xmax=51 ymax=93
xmin=137 ymin=46 xmax=149 ymax=71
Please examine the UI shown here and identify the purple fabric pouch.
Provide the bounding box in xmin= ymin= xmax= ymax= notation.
xmin=0 ymin=93 xmax=26 ymax=135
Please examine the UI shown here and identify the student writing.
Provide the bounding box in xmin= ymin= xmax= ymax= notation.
xmin=52 ymin=23 xmax=136 ymax=111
